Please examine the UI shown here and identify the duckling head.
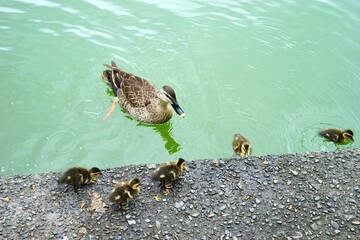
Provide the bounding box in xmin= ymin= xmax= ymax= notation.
xmin=89 ymin=167 xmax=102 ymax=178
xmin=129 ymin=178 xmax=141 ymax=190
xmin=342 ymin=129 xmax=354 ymax=141
xmin=176 ymin=158 xmax=186 ymax=170
xmin=161 ymin=86 xmax=185 ymax=118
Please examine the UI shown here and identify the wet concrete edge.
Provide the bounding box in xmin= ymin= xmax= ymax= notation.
xmin=0 ymin=149 xmax=359 ymax=239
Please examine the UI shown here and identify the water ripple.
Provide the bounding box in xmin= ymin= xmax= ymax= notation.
xmin=0 ymin=46 xmax=14 ymax=51
xmin=42 ymin=128 xmax=79 ymax=156
xmin=1 ymin=0 xmax=360 ymax=175
xmin=14 ymin=0 xmax=60 ymax=8
xmin=135 ymin=0 xmax=203 ymax=18
xmin=83 ymin=0 xmax=133 ymax=17
xmin=0 ymin=6 xmax=25 ymax=13
xmin=29 ymin=19 xmax=113 ymax=40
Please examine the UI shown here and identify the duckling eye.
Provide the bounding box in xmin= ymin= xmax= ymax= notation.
xmin=90 ymin=172 xmax=100 ymax=178
xmin=344 ymin=133 xmax=353 ymax=139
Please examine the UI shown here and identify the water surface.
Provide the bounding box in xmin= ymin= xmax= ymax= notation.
xmin=1 ymin=0 xmax=360 ymax=176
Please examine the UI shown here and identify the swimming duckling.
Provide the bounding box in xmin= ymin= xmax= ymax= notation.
xmin=109 ymin=178 xmax=140 ymax=210
xmin=152 ymin=158 xmax=186 ymax=194
xmin=232 ymin=134 xmax=252 ymax=157
xmin=59 ymin=167 xmax=102 ymax=193
xmin=318 ymin=128 xmax=354 ymax=143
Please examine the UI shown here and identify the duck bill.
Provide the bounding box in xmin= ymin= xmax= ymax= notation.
xmin=171 ymin=102 xmax=185 ymax=118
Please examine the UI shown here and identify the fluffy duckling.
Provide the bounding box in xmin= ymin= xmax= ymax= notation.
xmin=59 ymin=167 xmax=102 ymax=193
xmin=109 ymin=178 xmax=141 ymax=210
xmin=152 ymin=158 xmax=186 ymax=193
xmin=319 ymin=128 xmax=354 ymax=143
xmin=232 ymin=134 xmax=252 ymax=157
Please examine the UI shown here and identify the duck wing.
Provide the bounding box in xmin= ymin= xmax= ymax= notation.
xmin=121 ymin=74 xmax=158 ymax=108
xmin=105 ymin=61 xmax=158 ymax=108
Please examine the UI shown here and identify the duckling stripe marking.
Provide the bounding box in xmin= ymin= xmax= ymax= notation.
xmin=170 ymin=170 xmax=176 ymax=179
xmin=125 ymin=190 xmax=133 ymax=199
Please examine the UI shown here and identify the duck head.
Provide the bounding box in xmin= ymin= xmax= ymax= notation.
xmin=161 ymin=86 xmax=185 ymax=118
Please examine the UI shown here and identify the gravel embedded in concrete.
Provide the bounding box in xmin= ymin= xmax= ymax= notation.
xmin=0 ymin=150 xmax=359 ymax=239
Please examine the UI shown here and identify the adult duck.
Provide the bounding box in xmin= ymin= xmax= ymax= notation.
xmin=102 ymin=61 xmax=185 ymax=124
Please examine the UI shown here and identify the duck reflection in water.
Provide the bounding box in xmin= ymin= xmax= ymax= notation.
xmin=137 ymin=121 xmax=181 ymax=154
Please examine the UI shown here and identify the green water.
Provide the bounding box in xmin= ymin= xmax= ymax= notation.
xmin=1 ymin=0 xmax=360 ymax=176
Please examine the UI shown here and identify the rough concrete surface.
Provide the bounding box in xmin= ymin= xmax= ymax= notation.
xmin=0 ymin=150 xmax=359 ymax=240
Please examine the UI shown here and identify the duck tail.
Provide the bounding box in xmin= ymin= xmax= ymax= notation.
xmin=58 ymin=174 xmax=67 ymax=184
xmin=102 ymin=61 xmax=122 ymax=96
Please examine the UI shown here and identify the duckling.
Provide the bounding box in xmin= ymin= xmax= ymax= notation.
xmin=102 ymin=61 xmax=185 ymax=124
xmin=232 ymin=134 xmax=252 ymax=157
xmin=318 ymin=128 xmax=354 ymax=143
xmin=152 ymin=158 xmax=186 ymax=193
xmin=109 ymin=178 xmax=140 ymax=210
xmin=59 ymin=167 xmax=102 ymax=193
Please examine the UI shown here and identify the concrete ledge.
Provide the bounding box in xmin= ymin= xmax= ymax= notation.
xmin=1 ymin=150 xmax=359 ymax=239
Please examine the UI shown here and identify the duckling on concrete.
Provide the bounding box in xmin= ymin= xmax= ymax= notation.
xmin=59 ymin=167 xmax=102 ymax=193
xmin=152 ymin=158 xmax=186 ymax=194
xmin=109 ymin=178 xmax=140 ymax=210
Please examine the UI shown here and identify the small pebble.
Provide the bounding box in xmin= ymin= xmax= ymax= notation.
xmin=175 ymin=201 xmax=184 ymax=209
xmin=331 ymin=221 xmax=339 ymax=229
xmin=219 ymin=205 xmax=227 ymax=211
xmin=311 ymin=223 xmax=318 ymax=230
xmin=127 ymin=220 xmax=136 ymax=225
xmin=289 ymin=168 xmax=299 ymax=176
xmin=190 ymin=212 xmax=200 ymax=218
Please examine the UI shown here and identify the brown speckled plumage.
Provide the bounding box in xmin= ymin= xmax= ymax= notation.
xmin=102 ymin=61 xmax=185 ymax=124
